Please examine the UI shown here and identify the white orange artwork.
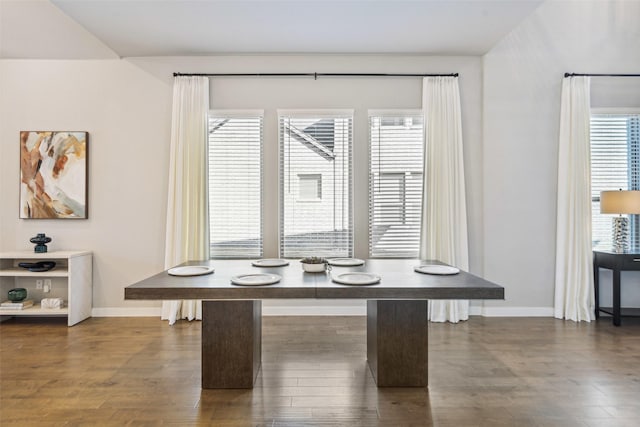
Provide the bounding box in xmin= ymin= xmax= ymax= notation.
xmin=20 ymin=131 xmax=88 ymax=219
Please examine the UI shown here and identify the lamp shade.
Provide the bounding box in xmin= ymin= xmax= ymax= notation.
xmin=600 ymin=190 xmax=640 ymax=214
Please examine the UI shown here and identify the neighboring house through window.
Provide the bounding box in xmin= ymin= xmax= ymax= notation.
xmin=279 ymin=110 xmax=353 ymax=258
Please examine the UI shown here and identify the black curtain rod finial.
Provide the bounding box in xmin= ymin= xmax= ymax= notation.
xmin=565 ymin=72 xmax=640 ymax=78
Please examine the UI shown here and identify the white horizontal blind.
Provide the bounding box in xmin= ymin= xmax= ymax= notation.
xmin=630 ymin=116 xmax=640 ymax=250
xmin=279 ymin=111 xmax=353 ymax=258
xmin=208 ymin=112 xmax=263 ymax=258
xmin=369 ymin=112 xmax=424 ymax=257
xmin=590 ymin=114 xmax=640 ymax=251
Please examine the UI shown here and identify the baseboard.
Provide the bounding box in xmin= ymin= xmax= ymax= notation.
xmin=91 ymin=307 xmax=161 ymax=317
xmin=91 ymin=305 xmax=367 ymax=317
xmin=92 ymin=305 xmax=555 ymax=317
xmin=262 ymin=305 xmax=366 ymax=316
xmin=470 ymin=306 xmax=554 ymax=317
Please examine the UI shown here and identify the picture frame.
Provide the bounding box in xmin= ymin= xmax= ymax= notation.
xmin=19 ymin=131 xmax=88 ymax=219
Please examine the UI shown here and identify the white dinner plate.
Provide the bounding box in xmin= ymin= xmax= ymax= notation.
xmin=251 ymin=259 xmax=290 ymax=267
xmin=331 ymin=272 xmax=381 ymax=286
xmin=327 ymin=258 xmax=365 ymax=267
xmin=168 ymin=266 xmax=215 ymax=277
xmin=414 ymin=265 xmax=460 ymax=275
xmin=231 ymin=273 xmax=282 ymax=286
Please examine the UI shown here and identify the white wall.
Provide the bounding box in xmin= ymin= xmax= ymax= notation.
xmin=1 ymin=55 xmax=484 ymax=315
xmin=483 ymin=0 xmax=640 ymax=315
xmin=0 ymin=59 xmax=171 ymax=314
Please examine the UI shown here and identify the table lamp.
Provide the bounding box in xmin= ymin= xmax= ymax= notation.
xmin=600 ymin=190 xmax=640 ymax=252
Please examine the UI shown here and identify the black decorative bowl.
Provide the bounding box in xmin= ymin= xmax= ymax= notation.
xmin=8 ymin=288 xmax=27 ymax=302
xmin=17 ymin=261 xmax=56 ymax=272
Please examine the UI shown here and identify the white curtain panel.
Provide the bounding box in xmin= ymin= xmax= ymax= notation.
xmin=420 ymin=76 xmax=470 ymax=323
xmin=554 ymin=76 xmax=594 ymax=322
xmin=161 ymin=76 xmax=210 ymax=325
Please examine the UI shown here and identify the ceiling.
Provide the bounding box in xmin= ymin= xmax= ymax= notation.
xmin=0 ymin=0 xmax=544 ymax=59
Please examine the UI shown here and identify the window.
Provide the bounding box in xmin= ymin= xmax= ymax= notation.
xmin=591 ymin=113 xmax=640 ymax=251
xmin=369 ymin=111 xmax=424 ymax=257
xmin=298 ymin=174 xmax=322 ymax=200
xmin=208 ymin=111 xmax=263 ymax=258
xmin=279 ymin=110 xmax=353 ymax=258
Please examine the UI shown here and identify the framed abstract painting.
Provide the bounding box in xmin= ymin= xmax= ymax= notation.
xmin=19 ymin=131 xmax=88 ymax=219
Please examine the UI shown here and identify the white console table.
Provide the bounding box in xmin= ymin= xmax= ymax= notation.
xmin=0 ymin=251 xmax=92 ymax=326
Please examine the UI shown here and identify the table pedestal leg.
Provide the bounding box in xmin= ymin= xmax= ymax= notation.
xmin=367 ymin=300 xmax=428 ymax=387
xmin=202 ymin=300 xmax=261 ymax=388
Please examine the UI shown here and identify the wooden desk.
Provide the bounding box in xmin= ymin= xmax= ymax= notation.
xmin=126 ymin=259 xmax=504 ymax=388
xmin=594 ymin=250 xmax=640 ymax=326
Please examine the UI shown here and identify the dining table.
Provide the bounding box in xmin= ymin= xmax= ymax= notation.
xmin=125 ymin=258 xmax=504 ymax=389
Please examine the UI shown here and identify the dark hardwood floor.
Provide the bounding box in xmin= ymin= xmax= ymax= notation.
xmin=1 ymin=315 xmax=639 ymax=426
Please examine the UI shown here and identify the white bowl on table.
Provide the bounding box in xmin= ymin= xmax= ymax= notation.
xmin=301 ymin=262 xmax=327 ymax=273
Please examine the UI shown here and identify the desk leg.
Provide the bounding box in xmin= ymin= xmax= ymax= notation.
xmin=367 ymin=300 xmax=428 ymax=387
xmin=594 ymin=266 xmax=600 ymax=319
xmin=202 ymin=300 xmax=261 ymax=388
xmin=613 ymin=269 xmax=621 ymax=327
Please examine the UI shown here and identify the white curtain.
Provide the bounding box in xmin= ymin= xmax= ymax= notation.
xmin=554 ymin=76 xmax=594 ymax=322
xmin=161 ymin=76 xmax=210 ymax=325
xmin=420 ymin=76 xmax=469 ymax=323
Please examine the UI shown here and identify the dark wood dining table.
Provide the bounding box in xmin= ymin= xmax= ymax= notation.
xmin=125 ymin=259 xmax=504 ymax=389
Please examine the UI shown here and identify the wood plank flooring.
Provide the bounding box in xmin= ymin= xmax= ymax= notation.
xmin=1 ymin=316 xmax=640 ymax=426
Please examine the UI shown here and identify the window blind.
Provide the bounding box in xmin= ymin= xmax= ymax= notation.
xmin=279 ymin=110 xmax=353 ymax=258
xmin=369 ymin=111 xmax=424 ymax=257
xmin=590 ymin=113 xmax=640 ymax=251
xmin=208 ymin=111 xmax=263 ymax=258
xmin=629 ymin=117 xmax=640 ymax=248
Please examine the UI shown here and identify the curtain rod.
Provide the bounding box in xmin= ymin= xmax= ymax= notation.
xmin=173 ymin=72 xmax=458 ymax=78
xmin=564 ymin=73 xmax=640 ymax=78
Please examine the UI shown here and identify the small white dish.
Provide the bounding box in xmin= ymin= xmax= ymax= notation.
xmin=231 ymin=273 xmax=282 ymax=286
xmin=327 ymin=258 xmax=365 ymax=267
xmin=168 ymin=266 xmax=215 ymax=277
xmin=332 ymin=272 xmax=381 ymax=285
xmin=301 ymin=263 xmax=327 ymax=273
xmin=251 ymin=259 xmax=290 ymax=267
xmin=414 ymin=265 xmax=460 ymax=275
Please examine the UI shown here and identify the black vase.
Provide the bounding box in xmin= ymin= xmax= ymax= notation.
xmin=30 ymin=233 xmax=52 ymax=253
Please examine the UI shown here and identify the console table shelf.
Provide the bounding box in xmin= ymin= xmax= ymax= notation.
xmin=0 ymin=251 xmax=92 ymax=326
xmin=0 ymin=268 xmax=69 ymax=277
xmin=0 ymin=303 xmax=69 ymax=316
